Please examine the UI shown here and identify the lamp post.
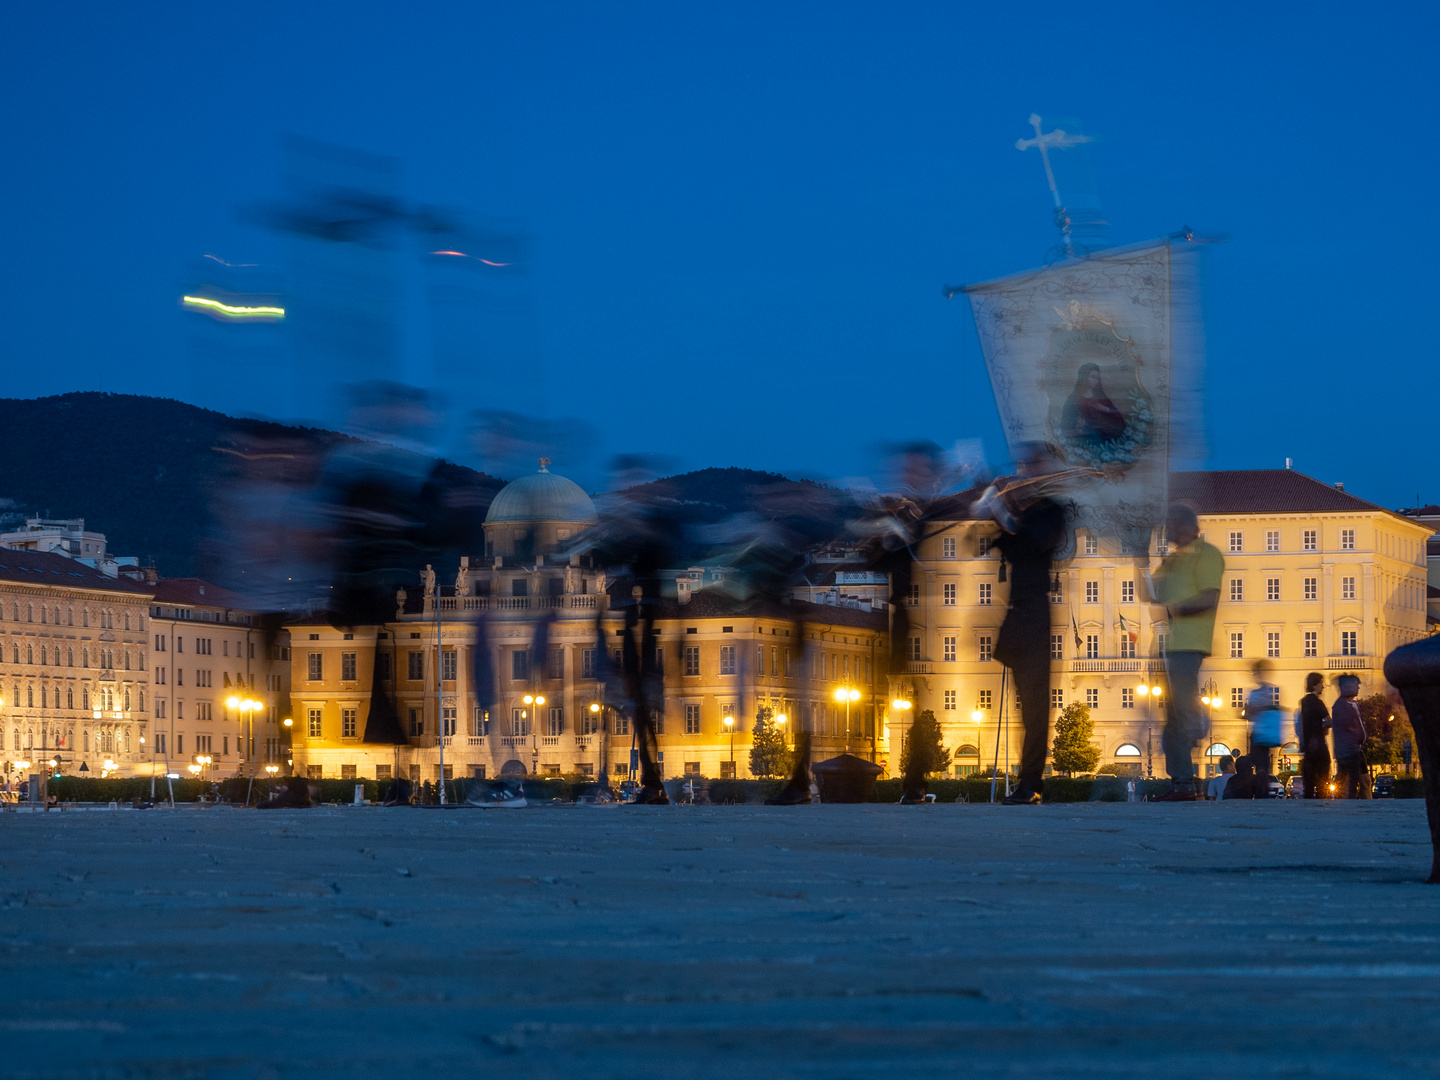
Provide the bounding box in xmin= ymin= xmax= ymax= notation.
xmin=724 ymin=714 xmax=735 ymax=774
xmin=1137 ymin=683 xmax=1164 ymax=780
xmin=834 ymin=685 xmax=861 ymax=753
xmin=523 ymin=694 xmax=545 ymax=778
xmin=891 ymin=698 xmax=912 ymax=780
xmin=1199 ymin=678 xmax=1220 ymax=774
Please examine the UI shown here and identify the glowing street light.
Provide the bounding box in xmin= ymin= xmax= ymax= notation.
xmin=971 ymin=709 xmax=985 ymax=723
xmin=724 ymin=714 xmax=735 ymax=770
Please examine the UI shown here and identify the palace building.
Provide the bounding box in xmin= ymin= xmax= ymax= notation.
xmin=288 ymin=464 xmax=890 ymax=782
xmin=901 ymin=469 xmax=1432 ymax=779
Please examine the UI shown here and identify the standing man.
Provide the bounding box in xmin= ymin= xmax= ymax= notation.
xmin=986 ymin=446 xmax=1068 ymax=806
xmin=1150 ymin=503 xmax=1224 ymax=800
xmin=1331 ymin=674 xmax=1370 ymax=799
xmin=1297 ymin=672 xmax=1331 ymax=799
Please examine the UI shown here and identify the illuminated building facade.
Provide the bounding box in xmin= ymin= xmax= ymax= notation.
xmin=901 ymin=470 xmax=1432 ymax=778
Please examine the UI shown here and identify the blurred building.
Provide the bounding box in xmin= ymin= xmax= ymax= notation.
xmin=901 ymin=469 xmax=1432 ymax=780
xmin=287 ymin=465 xmax=889 ymax=782
xmin=148 ymin=579 xmax=291 ymax=781
xmin=0 ymin=550 xmax=153 ymax=782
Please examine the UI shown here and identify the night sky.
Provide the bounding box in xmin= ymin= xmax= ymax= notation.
xmin=2 ymin=3 xmax=1434 ymax=504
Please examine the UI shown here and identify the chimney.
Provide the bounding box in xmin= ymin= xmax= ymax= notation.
xmin=1335 ymin=482 xmax=1345 ymax=492
xmin=1285 ymin=457 xmax=1293 ymax=470
xmin=676 ymin=578 xmax=692 ymax=605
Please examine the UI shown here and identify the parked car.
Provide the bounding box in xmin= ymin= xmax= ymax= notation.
xmin=1373 ymin=773 xmax=1395 ymax=799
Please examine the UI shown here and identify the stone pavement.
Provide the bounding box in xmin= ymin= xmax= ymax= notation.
xmin=3 ymin=800 xmax=1439 ymax=1078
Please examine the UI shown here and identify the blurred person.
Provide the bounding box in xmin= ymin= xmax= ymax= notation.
xmin=1148 ymin=504 xmax=1223 ymax=800
xmin=1297 ymin=671 xmax=1332 ymax=799
xmin=980 ymin=445 xmax=1068 ymax=806
xmin=1222 ymin=756 xmax=1260 ymax=800
xmin=1331 ymin=675 xmax=1370 ymax=800
xmin=1207 ymin=754 xmax=1235 ymax=800
xmin=1243 ymin=660 xmax=1282 ymax=783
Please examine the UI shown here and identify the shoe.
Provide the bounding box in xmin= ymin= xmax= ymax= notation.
xmin=899 ymin=788 xmax=927 ymax=805
xmin=466 ymin=780 xmax=528 ymax=809
xmin=1002 ymin=788 xmax=1042 ymax=805
xmin=765 ymin=783 xmax=813 ymax=806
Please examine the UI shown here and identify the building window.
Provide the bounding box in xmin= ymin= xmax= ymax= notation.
xmin=1085 ymin=581 xmax=1099 ymax=604
xmin=581 ymin=648 xmax=597 ymax=679
xmin=1304 ymin=529 xmax=1318 ymax=551
xmin=1079 ymin=634 xmax=1096 ymax=660
xmin=977 ymin=582 xmax=991 ymax=606
xmin=1083 ymin=534 xmax=1098 ymax=556
xmin=1304 ymin=631 xmax=1317 ymax=657
xmin=1341 ymin=630 xmax=1358 ymax=656
xmin=1050 ymin=634 xmax=1064 ymax=661
xmin=941 ymin=537 xmax=956 ymax=559
xmin=307 ymin=709 xmax=322 ymax=737
xmin=341 ymin=652 xmax=357 ymax=681
xmin=1119 ymin=634 xmax=1136 ymax=659
xmin=1229 ymin=632 xmax=1244 ymax=659
xmin=307 ymin=652 xmax=323 ymax=681
xmin=443 ymin=650 xmax=459 ymax=681
xmin=511 ymin=650 xmax=529 ymax=681
xmin=1228 ymin=531 xmax=1243 ymax=553
xmin=1121 ymin=687 xmax=1134 ymax=709
xmin=1085 ymin=688 xmax=1099 ymax=709
xmin=1304 ymin=577 xmax=1317 ymax=601
xmin=546 ymin=708 xmax=563 ymax=736
xmin=1121 ymin=579 xmax=1135 ymax=604
xmin=756 ymin=643 xmax=765 ymax=674
xmin=908 ymin=637 xmax=922 ymax=662
xmin=342 ymin=708 xmax=357 ymax=738
xmin=943 ymin=689 xmax=956 ymax=710
xmin=943 ymin=583 xmax=956 ymax=606
xmin=1341 ymin=576 xmax=1356 ymax=600
xmin=943 ymin=636 xmax=957 ymax=662
xmin=1341 ymin=528 xmax=1356 ymax=551
xmin=978 ymin=636 xmax=992 ymax=662
xmin=1230 ymin=579 xmax=1244 ymax=602
xmin=1050 ymin=579 xmax=1063 ymax=604
xmin=684 ymin=704 xmax=700 ymax=734
xmin=683 ymin=646 xmax=700 ymax=676
xmin=907 ymin=583 xmax=920 ymax=606
xmin=770 ymin=646 xmax=779 ymax=677
xmin=1266 ymin=578 xmax=1280 ymax=601
xmin=1265 ymin=529 xmax=1280 ymax=553
xmin=719 ymin=645 xmax=736 ymax=675
xmin=1050 ymin=688 xmax=1063 ymax=709
xmin=1266 ymin=631 xmax=1280 ymax=658
xmin=1231 ymin=687 xmax=1245 ymax=709
xmin=977 ymin=689 xmax=992 ymax=710
xmin=511 ymin=707 xmax=530 ymax=736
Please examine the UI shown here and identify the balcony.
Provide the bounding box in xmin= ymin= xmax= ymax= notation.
xmin=1326 ymin=656 xmax=1370 ymax=669
xmin=541 ymin=736 xmax=560 ymax=748
xmin=574 ymin=736 xmax=591 ymax=750
xmin=905 ymin=662 xmax=932 ymax=674
xmin=501 ymin=735 xmax=528 ymax=747
xmin=467 ymin=736 xmax=485 ymax=747
xmin=1070 ymin=659 xmax=1142 ymax=673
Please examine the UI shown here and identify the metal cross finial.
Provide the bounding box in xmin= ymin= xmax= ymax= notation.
xmin=1016 ymin=113 xmax=1092 ymax=258
xmin=538 ymin=457 xmax=550 ymax=472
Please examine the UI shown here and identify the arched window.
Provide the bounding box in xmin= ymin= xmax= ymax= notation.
xmin=25 ymin=644 xmax=33 ymax=665
xmin=82 ymin=728 xmax=89 ymax=750
xmin=1115 ymin=743 xmax=1142 ymax=757
xmin=137 ymin=688 xmax=145 ymax=711
xmin=65 ymin=685 xmax=73 ymax=710
xmin=40 ymin=685 xmax=47 ymax=708
xmin=137 ymin=612 xmax=145 ymax=631
xmin=66 ymin=647 xmax=73 ymax=667
xmin=66 ymin=725 xmax=74 ymax=748
xmin=81 ymin=607 xmax=88 ymax=628
xmin=53 ymin=606 xmax=60 ymax=624
xmin=11 ymin=602 xmax=19 ymax=621
xmin=954 ymin=744 xmax=981 ymax=757
xmin=123 ymin=688 xmax=131 ymax=711
xmin=25 ymin=684 xmax=33 ymax=707
xmin=25 ymin=726 xmax=33 ymax=749
xmin=67 ymin=606 xmax=73 ymax=627
xmin=38 ymin=645 xmax=46 ymax=666
xmin=123 ymin=611 xmax=130 ymax=631
xmin=11 ymin=642 xmax=17 ymax=663
xmin=1204 ymin=743 xmax=1231 ymax=757
xmin=81 ymin=648 xmax=89 ymax=668
xmin=11 ymin=728 xmax=18 ymax=751
xmin=26 ymin=604 xmax=33 ymax=623
xmin=124 ymin=650 xmax=131 ymax=671
xmin=81 ymin=685 xmax=90 ymax=709
xmin=39 ymin=606 xmax=47 ymax=625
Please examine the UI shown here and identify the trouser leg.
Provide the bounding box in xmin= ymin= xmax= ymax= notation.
xmin=1010 ymin=648 xmax=1050 ymax=792
xmin=1162 ymin=651 xmax=1204 ymax=781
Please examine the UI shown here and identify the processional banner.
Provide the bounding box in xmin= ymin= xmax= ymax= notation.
xmin=963 ymin=240 xmax=1198 ymax=556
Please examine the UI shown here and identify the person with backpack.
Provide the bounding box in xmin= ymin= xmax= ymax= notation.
xmin=1297 ymin=672 xmax=1331 ymax=799
xmin=1331 ymin=674 xmax=1370 ymax=799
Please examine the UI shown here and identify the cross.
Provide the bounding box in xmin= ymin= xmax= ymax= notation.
xmin=1015 ymin=113 xmax=1092 ymax=258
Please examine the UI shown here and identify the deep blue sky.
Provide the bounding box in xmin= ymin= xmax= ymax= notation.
xmin=2 ymin=3 xmax=1435 ymax=505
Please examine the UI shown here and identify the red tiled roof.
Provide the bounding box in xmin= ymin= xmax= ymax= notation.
xmin=151 ymin=577 xmax=255 ymax=610
xmin=0 ymin=549 xmax=153 ymax=594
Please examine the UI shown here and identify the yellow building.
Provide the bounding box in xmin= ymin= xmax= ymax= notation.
xmin=288 ymin=465 xmax=890 ymax=783
xmin=0 ymin=550 xmax=153 ymax=780
xmin=902 ymin=469 xmax=1431 ymax=778
xmin=147 ymin=579 xmax=291 ymax=781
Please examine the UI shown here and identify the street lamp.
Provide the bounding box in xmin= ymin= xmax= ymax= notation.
xmin=834 ymin=685 xmax=861 ymax=751
xmin=524 ymin=694 xmax=545 ymax=774
xmin=1137 ymin=684 xmax=1164 ymax=779
xmin=724 ymin=714 xmax=735 ymax=773
xmin=773 ymin=713 xmax=787 ymax=751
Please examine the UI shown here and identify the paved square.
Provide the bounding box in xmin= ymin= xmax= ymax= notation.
xmin=3 ymin=801 xmax=1439 ymax=1078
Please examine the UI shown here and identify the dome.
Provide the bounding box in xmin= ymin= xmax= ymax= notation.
xmin=485 ymin=463 xmax=598 ymax=525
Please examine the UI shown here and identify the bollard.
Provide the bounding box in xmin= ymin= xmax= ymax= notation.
xmin=1384 ymin=636 xmax=1440 ymax=882
xmin=354 ymin=784 xmax=364 ymax=806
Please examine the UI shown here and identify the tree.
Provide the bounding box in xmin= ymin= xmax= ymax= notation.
xmin=900 ymin=709 xmax=951 ymax=780
xmin=1360 ymin=693 xmax=1415 ymax=768
xmin=1051 ymin=702 xmax=1101 ymax=776
xmin=748 ymin=706 xmax=791 ymax=779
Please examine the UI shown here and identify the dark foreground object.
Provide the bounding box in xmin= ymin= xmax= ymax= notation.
xmin=1384 ymin=636 xmax=1440 ymax=882
xmin=255 ymin=777 xmax=313 ymax=810
xmin=811 ymin=753 xmax=882 ymax=804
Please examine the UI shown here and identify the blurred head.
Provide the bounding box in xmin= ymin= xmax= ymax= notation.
xmin=1251 ymin=659 xmax=1272 ymax=681
xmin=1219 ymin=754 xmax=1235 ymax=773
xmin=1165 ymin=503 xmax=1200 ymax=548
xmin=1306 ymin=671 xmax=1324 ymax=693
xmin=1235 ymin=757 xmax=1255 ymax=777
xmin=1337 ymin=674 xmax=1361 ymax=698
xmin=1013 ymin=441 xmax=1057 ymax=478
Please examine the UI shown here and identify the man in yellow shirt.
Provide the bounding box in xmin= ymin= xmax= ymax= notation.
xmin=1150 ymin=503 xmax=1224 ymax=798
